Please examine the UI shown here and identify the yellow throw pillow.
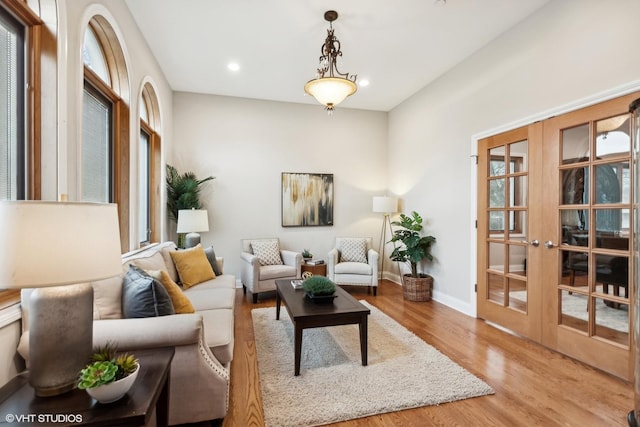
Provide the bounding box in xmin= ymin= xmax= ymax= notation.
xmin=169 ymin=244 xmax=216 ymax=289
xmin=146 ymin=270 xmax=195 ymax=314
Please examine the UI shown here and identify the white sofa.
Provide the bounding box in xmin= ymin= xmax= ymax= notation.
xmin=19 ymin=241 xmax=235 ymax=425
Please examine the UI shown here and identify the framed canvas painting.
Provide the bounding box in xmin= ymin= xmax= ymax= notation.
xmin=281 ymin=173 xmax=333 ymax=227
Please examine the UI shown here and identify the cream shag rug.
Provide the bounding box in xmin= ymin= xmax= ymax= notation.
xmin=252 ymin=301 xmax=494 ymax=427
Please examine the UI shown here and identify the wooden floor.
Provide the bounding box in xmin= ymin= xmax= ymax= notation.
xmin=219 ymin=280 xmax=633 ymax=427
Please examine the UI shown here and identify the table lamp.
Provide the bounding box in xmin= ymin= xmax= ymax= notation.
xmin=373 ymin=196 xmax=399 ymax=280
xmin=177 ymin=209 xmax=209 ymax=248
xmin=0 ymin=201 xmax=122 ymax=396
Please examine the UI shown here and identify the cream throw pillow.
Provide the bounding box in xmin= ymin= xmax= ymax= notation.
xmin=338 ymin=238 xmax=368 ymax=263
xmin=251 ymin=240 xmax=283 ymax=266
xmin=169 ymin=244 xmax=216 ymax=289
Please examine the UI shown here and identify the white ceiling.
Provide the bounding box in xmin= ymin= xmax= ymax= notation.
xmin=124 ymin=0 xmax=550 ymax=112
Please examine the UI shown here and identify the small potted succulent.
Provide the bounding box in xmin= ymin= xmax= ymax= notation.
xmin=302 ymin=275 xmax=337 ymax=303
xmin=302 ymin=249 xmax=313 ymax=261
xmin=78 ymin=343 xmax=139 ymax=404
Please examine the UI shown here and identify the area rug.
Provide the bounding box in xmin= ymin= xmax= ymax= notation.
xmin=251 ymin=301 xmax=494 ymax=427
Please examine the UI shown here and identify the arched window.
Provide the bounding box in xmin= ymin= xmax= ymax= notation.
xmin=139 ymin=83 xmax=162 ymax=245
xmin=81 ymin=17 xmax=130 ymax=251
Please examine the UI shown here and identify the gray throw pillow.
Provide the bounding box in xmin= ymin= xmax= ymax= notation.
xmin=122 ymin=265 xmax=175 ymax=318
xmin=204 ymin=246 xmax=222 ymax=276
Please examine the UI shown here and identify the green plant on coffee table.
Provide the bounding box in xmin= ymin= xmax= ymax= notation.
xmin=77 ymin=343 xmax=139 ymax=390
xmin=302 ymin=275 xmax=336 ymax=296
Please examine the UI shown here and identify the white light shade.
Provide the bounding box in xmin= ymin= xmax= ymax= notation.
xmin=372 ymin=196 xmax=398 ymax=214
xmin=0 ymin=201 xmax=122 ymax=289
xmin=177 ymin=209 xmax=209 ymax=233
xmin=304 ymin=77 xmax=357 ymax=108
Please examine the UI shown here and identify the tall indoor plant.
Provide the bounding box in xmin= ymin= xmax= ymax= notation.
xmin=389 ymin=211 xmax=437 ymax=301
xmin=166 ymin=164 xmax=214 ymax=246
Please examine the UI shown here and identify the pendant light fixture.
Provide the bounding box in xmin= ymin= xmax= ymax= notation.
xmin=304 ymin=10 xmax=357 ymax=112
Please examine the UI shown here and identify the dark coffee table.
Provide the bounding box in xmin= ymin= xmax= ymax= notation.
xmin=275 ymin=279 xmax=370 ymax=376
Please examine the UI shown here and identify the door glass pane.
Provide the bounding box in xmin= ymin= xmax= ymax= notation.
xmin=596 ymin=115 xmax=630 ymax=158
xmin=562 ymin=124 xmax=590 ymax=164
xmin=561 ymin=209 xmax=588 ymax=240
xmin=595 ymin=255 xmax=628 ymax=298
xmin=138 ymin=130 xmax=150 ymax=244
xmin=509 ymin=176 xmax=527 ymax=207
xmin=488 ymin=272 xmax=503 ymax=304
xmin=560 ymin=289 xmax=588 ymax=332
xmin=595 ymin=162 xmax=626 ymax=204
xmin=508 ymin=277 xmax=526 ymax=312
xmin=562 ymin=167 xmax=589 ymax=204
xmin=509 ymin=140 xmax=527 ymax=172
xmin=488 ymin=242 xmax=505 ymax=272
xmin=594 ymin=298 xmax=628 ymax=346
xmin=595 ymin=209 xmax=629 ymax=244
xmin=489 ymin=210 xmax=505 ymax=233
xmin=489 ymin=178 xmax=505 ymax=208
xmin=489 ymin=147 xmax=505 ymax=176
xmin=509 ymin=210 xmax=527 ymax=239
xmin=508 ymin=244 xmax=526 ymax=277
xmin=562 ymin=250 xmax=589 ymax=290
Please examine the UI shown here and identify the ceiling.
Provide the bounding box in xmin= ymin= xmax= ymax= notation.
xmin=124 ymin=0 xmax=550 ymax=112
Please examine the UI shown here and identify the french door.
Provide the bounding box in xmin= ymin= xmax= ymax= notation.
xmin=478 ymin=92 xmax=638 ymax=380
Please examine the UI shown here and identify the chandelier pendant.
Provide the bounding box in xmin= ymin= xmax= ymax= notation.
xmin=304 ymin=10 xmax=357 ymax=112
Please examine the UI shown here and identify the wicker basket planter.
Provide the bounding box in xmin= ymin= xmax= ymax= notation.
xmin=402 ymin=274 xmax=434 ymax=301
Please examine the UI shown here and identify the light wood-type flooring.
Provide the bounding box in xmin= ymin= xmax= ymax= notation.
xmin=191 ymin=280 xmax=634 ymax=427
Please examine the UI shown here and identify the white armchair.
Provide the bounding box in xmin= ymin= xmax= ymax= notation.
xmin=240 ymin=238 xmax=302 ymax=303
xmin=327 ymin=237 xmax=379 ymax=295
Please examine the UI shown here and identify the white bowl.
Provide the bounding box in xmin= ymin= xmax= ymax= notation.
xmin=86 ymin=365 xmax=139 ymax=404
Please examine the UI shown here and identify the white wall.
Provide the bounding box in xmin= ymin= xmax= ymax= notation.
xmin=172 ymin=93 xmax=388 ymax=280
xmin=388 ymin=0 xmax=640 ymax=315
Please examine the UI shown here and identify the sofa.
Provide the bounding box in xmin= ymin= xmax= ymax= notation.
xmin=18 ymin=241 xmax=235 ymax=425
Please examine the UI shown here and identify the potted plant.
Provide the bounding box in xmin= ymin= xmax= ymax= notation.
xmin=166 ymin=164 xmax=215 ymax=247
xmin=389 ymin=211 xmax=437 ymax=301
xmin=78 ymin=343 xmax=139 ymax=404
xmin=302 ymin=275 xmax=337 ymax=303
xmin=302 ymin=249 xmax=313 ymax=261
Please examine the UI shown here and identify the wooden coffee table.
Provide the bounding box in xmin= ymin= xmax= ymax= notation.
xmin=275 ymin=279 xmax=370 ymax=376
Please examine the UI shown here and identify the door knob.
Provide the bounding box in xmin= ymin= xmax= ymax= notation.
xmin=544 ymin=240 xmax=557 ymax=249
xmin=522 ymin=239 xmax=539 ymax=247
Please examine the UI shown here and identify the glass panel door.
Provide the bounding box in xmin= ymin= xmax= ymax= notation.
xmin=477 ymin=124 xmax=542 ymax=340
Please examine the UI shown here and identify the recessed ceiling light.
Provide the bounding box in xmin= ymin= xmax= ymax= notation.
xmin=434 ymin=0 xmax=446 ymax=6
xmin=227 ymin=62 xmax=240 ymax=71
xmin=359 ymin=79 xmax=370 ymax=87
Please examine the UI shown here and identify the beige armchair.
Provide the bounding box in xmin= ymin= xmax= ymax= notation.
xmin=327 ymin=237 xmax=379 ymax=295
xmin=240 ymin=238 xmax=302 ymax=303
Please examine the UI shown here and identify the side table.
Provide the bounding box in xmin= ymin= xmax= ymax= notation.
xmin=0 ymin=347 xmax=174 ymax=427
xmin=301 ymin=262 xmax=326 ymax=277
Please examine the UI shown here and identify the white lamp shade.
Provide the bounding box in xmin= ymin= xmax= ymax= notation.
xmin=177 ymin=209 xmax=209 ymax=233
xmin=304 ymin=77 xmax=357 ymax=107
xmin=0 ymin=201 xmax=122 ymax=289
xmin=372 ymin=196 xmax=398 ymax=214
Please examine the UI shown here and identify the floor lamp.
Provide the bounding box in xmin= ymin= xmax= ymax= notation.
xmin=373 ymin=196 xmax=398 ymax=280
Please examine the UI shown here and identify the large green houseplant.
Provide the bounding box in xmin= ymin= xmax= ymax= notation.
xmin=166 ymin=164 xmax=215 ymax=223
xmin=389 ymin=211 xmax=436 ymax=301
